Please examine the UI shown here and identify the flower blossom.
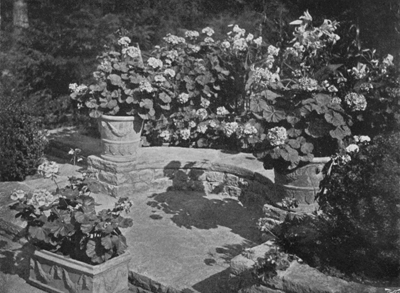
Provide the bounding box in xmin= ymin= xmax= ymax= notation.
xmin=197 ymin=124 xmax=208 ymax=133
xmin=232 ymin=38 xmax=248 ymax=51
xmin=246 ymin=33 xmax=254 ymax=42
xmin=180 ymin=129 xmax=191 ymax=140
xmin=204 ymin=37 xmax=214 ymax=43
xmin=243 ymin=124 xmax=258 ymax=135
xmin=189 ymin=121 xmax=197 ymax=128
xmin=118 ymin=37 xmax=131 ymax=47
xmin=122 ymin=46 xmax=141 ymax=59
xmin=139 ymin=81 xmax=154 ymax=93
xmin=11 ymin=190 xmax=26 ymax=201
xmin=232 ymin=25 xmax=246 ymax=37
xmin=164 ymin=68 xmax=176 ymax=78
xmin=224 ymin=122 xmax=239 ymax=137
xmin=200 ymin=97 xmax=210 ymax=108
xmin=177 ymin=93 xmax=189 ymax=104
xmin=298 ymin=77 xmax=318 ymax=92
xmin=147 ymin=57 xmax=163 ymax=69
xmin=345 ymin=92 xmax=367 ymax=111
xmin=351 ymin=63 xmax=368 ymax=79
xmin=346 ymin=144 xmax=359 ymax=153
xmin=163 ymin=34 xmax=186 ymax=45
xmin=196 ymin=108 xmax=208 ymax=120
xmin=185 ymin=30 xmax=199 ymax=39
xmin=268 ymin=45 xmax=280 ymax=56
xmin=221 ymin=41 xmax=231 ymax=49
xmin=253 ymin=37 xmax=262 ymax=46
xmin=160 ymin=130 xmax=171 ymax=141
xmin=38 ymin=161 xmax=59 ymax=178
xmin=154 ymin=75 xmax=166 ymax=83
xmin=383 ymin=54 xmax=394 ymax=67
xmin=354 ymin=135 xmax=371 ymax=143
xmin=202 ymin=27 xmax=215 ymax=36
xmin=267 ymin=127 xmax=287 ymax=146
xmin=331 ymin=97 xmax=341 ymax=104
xmin=28 ymin=189 xmax=55 ymax=207
xmin=217 ymin=106 xmax=229 ymax=116
xmin=188 ymin=44 xmax=201 ymax=53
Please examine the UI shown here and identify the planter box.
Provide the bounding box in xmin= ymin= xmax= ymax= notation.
xmin=28 ymin=249 xmax=131 ymax=293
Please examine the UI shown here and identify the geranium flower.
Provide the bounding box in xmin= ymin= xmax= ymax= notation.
xmin=345 ymin=92 xmax=367 ymax=111
xmin=147 ymin=57 xmax=163 ymax=69
xmin=197 ymin=124 xmax=208 ymax=133
xmin=217 ymin=106 xmax=230 ymax=116
xmin=164 ymin=68 xmax=176 ymax=78
xmin=177 ymin=93 xmax=189 ymax=104
xmin=200 ymin=98 xmax=210 ymax=108
xmin=224 ymin=122 xmax=239 ymax=137
xmin=185 ymin=30 xmax=199 ymax=39
xmin=267 ymin=127 xmax=287 ymax=146
xmin=122 ymin=46 xmax=141 ymax=58
xmin=118 ymin=36 xmax=131 ymax=47
xmin=196 ymin=108 xmax=208 ymax=120
xmin=202 ymin=27 xmax=215 ymax=36
xmin=346 ymin=144 xmax=359 ymax=153
xmin=11 ymin=190 xmax=26 ymax=201
xmin=38 ymin=161 xmax=59 ymax=178
xmin=253 ymin=37 xmax=262 ymax=46
xmin=180 ymin=129 xmax=191 ymax=140
xmin=221 ymin=41 xmax=231 ymax=49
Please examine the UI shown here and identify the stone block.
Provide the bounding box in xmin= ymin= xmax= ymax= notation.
xmin=225 ymin=173 xmax=239 ymax=187
xmin=153 ymin=169 xmax=166 ymax=180
xmin=98 ymin=170 xmax=129 ymax=185
xmin=137 ymin=169 xmax=154 ymax=183
xmin=133 ymin=182 xmax=151 ymax=192
xmin=224 ymin=185 xmax=242 ymax=197
xmin=87 ymin=155 xmax=137 ymax=173
xmin=262 ymin=204 xmax=288 ymax=221
xmin=205 ymin=171 xmax=225 ymax=182
xmin=151 ymin=178 xmax=174 ymax=190
xmin=230 ymin=254 xmax=256 ymax=276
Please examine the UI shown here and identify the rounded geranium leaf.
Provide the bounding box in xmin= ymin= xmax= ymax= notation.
xmin=262 ymin=105 xmax=286 ymax=123
xmin=325 ymin=110 xmax=345 ymax=127
xmin=109 ymin=74 xmax=122 ymax=86
xmin=301 ymin=142 xmax=314 ymax=154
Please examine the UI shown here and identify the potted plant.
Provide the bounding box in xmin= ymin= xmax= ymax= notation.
xmin=70 ymin=35 xmax=174 ymax=162
xmin=9 ymin=160 xmax=134 ymax=293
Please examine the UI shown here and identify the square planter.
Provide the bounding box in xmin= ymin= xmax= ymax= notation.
xmin=28 ymin=249 xmax=131 ymax=293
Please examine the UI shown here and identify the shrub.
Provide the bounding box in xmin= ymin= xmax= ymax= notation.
xmin=279 ymin=132 xmax=400 ymax=280
xmin=0 ymin=107 xmax=48 ymax=181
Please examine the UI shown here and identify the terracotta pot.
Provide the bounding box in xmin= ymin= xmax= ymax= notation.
xmin=28 ymin=249 xmax=131 ymax=293
xmin=98 ymin=115 xmax=143 ymax=162
xmin=274 ymin=157 xmax=331 ymax=206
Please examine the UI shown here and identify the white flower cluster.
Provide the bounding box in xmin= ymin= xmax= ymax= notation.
xmin=267 ymin=126 xmax=287 ymax=146
xmin=382 ymin=54 xmax=394 ymax=68
xmin=122 ymin=46 xmax=141 ymax=59
xmin=200 ymin=97 xmax=210 ymax=108
xmin=177 ymin=93 xmax=189 ymax=104
xmin=147 ymin=57 xmax=163 ymax=69
xmin=252 ymin=67 xmax=280 ymax=87
xmin=298 ymin=77 xmax=318 ymax=92
xmin=217 ymin=106 xmax=229 ymax=115
xmin=197 ymin=124 xmax=208 ymax=133
xmin=10 ymin=190 xmax=26 ymax=201
xmin=224 ymin=122 xmax=239 ymax=137
xmin=285 ymin=42 xmax=305 ymax=58
xmin=188 ymin=44 xmax=201 ymax=53
xmin=118 ymin=36 xmax=131 ymax=47
xmin=163 ymin=34 xmax=186 ymax=45
xmin=351 ymin=63 xmax=368 ymax=79
xmin=154 ymin=75 xmax=166 ymax=83
xmin=164 ymin=68 xmax=176 ymax=78
xmin=196 ymin=108 xmax=208 ymax=120
xmin=331 ymin=96 xmax=342 ymax=104
xmin=185 ymin=30 xmax=199 ymax=39
xmin=353 ymin=135 xmax=371 ymax=143
xmin=28 ymin=189 xmax=55 ymax=207
xmin=180 ymin=128 xmax=191 ymax=140
xmin=69 ymin=83 xmax=88 ymax=94
xmin=202 ymin=27 xmax=215 ymax=36
xmin=98 ymin=59 xmax=112 ymax=73
xmin=160 ymin=130 xmax=171 ymax=141
xmin=344 ymin=92 xmax=367 ymax=111
xmin=139 ymin=80 xmax=154 ymax=93
xmin=243 ymin=124 xmax=258 ymax=135
xmin=38 ymin=161 xmax=59 ymax=178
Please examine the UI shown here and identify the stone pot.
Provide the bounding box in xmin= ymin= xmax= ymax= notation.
xmin=98 ymin=115 xmax=143 ymax=162
xmin=274 ymin=157 xmax=331 ymax=207
xmin=28 ymin=249 xmax=131 ymax=293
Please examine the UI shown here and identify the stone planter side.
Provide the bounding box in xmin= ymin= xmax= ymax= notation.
xmin=28 ymin=249 xmax=131 ymax=293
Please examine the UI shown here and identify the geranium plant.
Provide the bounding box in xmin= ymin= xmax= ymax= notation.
xmin=250 ymin=11 xmax=400 ymax=172
xmin=69 ymin=35 xmax=174 ymax=120
xmin=142 ymin=25 xmax=264 ymax=150
xmin=9 ymin=160 xmax=133 ymax=265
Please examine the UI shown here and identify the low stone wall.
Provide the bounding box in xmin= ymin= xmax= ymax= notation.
xmin=87 ymin=149 xmax=279 ymax=208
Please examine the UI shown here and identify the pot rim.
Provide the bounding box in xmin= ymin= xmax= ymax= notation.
xmin=100 ymin=115 xmax=141 ymax=122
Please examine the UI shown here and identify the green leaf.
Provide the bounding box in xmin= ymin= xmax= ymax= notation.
xmin=262 ymin=105 xmax=286 ymax=122
xmin=159 ymin=92 xmax=171 ymax=103
xmin=109 ymin=74 xmax=122 ymax=86
xmin=261 ymin=90 xmax=281 ymax=101
xmin=301 ymin=142 xmax=314 ymax=154
xmin=330 ymin=125 xmax=351 ymax=140
xmin=140 ymin=99 xmax=154 ymax=110
xmin=86 ymin=239 xmax=97 ymax=258
xmin=314 ymin=93 xmax=331 ymax=106
xmin=325 ymin=110 xmax=345 ymax=127
xmin=29 ymin=226 xmax=48 ymax=242
xmin=101 ymin=236 xmax=113 ymax=250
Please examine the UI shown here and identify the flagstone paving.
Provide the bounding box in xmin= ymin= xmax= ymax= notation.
xmin=0 ymin=128 xmax=273 ymax=292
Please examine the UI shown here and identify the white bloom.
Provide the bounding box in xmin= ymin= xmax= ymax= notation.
xmin=383 ymin=54 xmax=394 ymax=67
xmin=268 ymin=45 xmax=280 ymax=56
xmin=233 ymin=38 xmax=248 ymax=51
xmin=154 ymin=75 xmax=166 ymax=83
xmin=345 ymin=92 xmax=367 ymax=111
xmin=232 ymin=25 xmax=246 ymax=37
xmin=197 ymin=124 xmax=208 ymax=133
xmin=185 ymin=30 xmax=200 ymax=39
xmin=188 ymin=44 xmax=201 ymax=53
xmin=346 ymin=144 xmax=359 ymax=153
xmin=180 ymin=129 xmax=191 ymax=140
xmin=163 ymin=34 xmax=186 ymax=45
xmin=267 ymin=127 xmax=287 ymax=146
xmin=166 ymin=50 xmax=179 ymax=60
xmin=189 ymin=121 xmax=197 ymax=128
xmin=246 ymin=33 xmax=254 ymax=42
xmin=217 ymin=106 xmax=229 ymax=115
xmin=177 ymin=93 xmax=189 ymax=104
xmin=221 ymin=41 xmax=231 ymax=49
xmin=164 ymin=68 xmax=176 ymax=78
xmin=139 ymin=81 xmax=154 ymax=93
xmin=253 ymin=37 xmax=262 ymax=46
xmin=122 ymin=46 xmax=141 ymax=58
xmin=147 ymin=57 xmax=163 ymax=69
xmin=328 ymin=85 xmax=338 ymax=93
xmin=209 ymin=120 xmax=217 ymax=128
xmin=204 ymin=37 xmax=214 ymax=43
xmin=200 ymin=97 xmax=210 ymax=108
xmin=202 ymin=27 xmax=215 ymax=36
xmin=118 ymin=36 xmax=131 ymax=47
xmin=160 ymin=130 xmax=171 ymax=141
xmin=224 ymin=122 xmax=239 ymax=137
xmin=196 ymin=108 xmax=208 ymax=120
xmin=243 ymin=124 xmax=258 ymax=135
xmin=11 ymin=190 xmax=26 ymax=201
xmin=69 ymin=83 xmax=78 ymax=91
xmin=38 ymin=161 xmax=59 ymax=178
